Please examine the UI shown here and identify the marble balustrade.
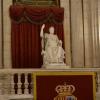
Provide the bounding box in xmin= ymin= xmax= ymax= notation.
xmin=0 ymin=68 xmax=100 ymax=100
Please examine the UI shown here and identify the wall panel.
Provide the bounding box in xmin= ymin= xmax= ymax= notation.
xmin=98 ymin=0 xmax=100 ymax=67
xmin=83 ymin=0 xmax=93 ymax=67
xmin=60 ymin=0 xmax=71 ymax=67
xmin=91 ymin=0 xmax=100 ymax=67
xmin=0 ymin=0 xmax=2 ymax=68
xmin=71 ymin=0 xmax=84 ymax=67
xmin=3 ymin=0 xmax=12 ymax=68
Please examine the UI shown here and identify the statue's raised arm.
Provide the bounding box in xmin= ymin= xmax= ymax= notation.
xmin=40 ymin=24 xmax=45 ymax=37
xmin=40 ymin=24 xmax=46 ymax=54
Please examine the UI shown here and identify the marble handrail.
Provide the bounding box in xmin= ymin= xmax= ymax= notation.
xmin=0 ymin=68 xmax=100 ymax=100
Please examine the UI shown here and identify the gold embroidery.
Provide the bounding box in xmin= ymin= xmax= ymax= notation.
xmin=54 ymin=83 xmax=77 ymax=100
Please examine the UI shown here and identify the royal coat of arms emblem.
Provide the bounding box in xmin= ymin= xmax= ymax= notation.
xmin=54 ymin=83 xmax=77 ymax=100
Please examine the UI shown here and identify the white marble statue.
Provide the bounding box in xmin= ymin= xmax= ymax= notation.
xmin=40 ymin=24 xmax=66 ymax=67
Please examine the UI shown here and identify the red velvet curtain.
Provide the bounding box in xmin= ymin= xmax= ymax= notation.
xmin=10 ymin=5 xmax=64 ymax=68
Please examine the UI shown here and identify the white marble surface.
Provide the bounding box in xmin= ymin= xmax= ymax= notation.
xmin=71 ymin=0 xmax=84 ymax=67
xmin=90 ymin=0 xmax=100 ymax=68
xmin=3 ymin=0 xmax=12 ymax=68
xmin=40 ymin=24 xmax=65 ymax=66
xmin=60 ymin=0 xmax=71 ymax=66
xmin=83 ymin=0 xmax=93 ymax=67
xmin=42 ymin=64 xmax=70 ymax=69
xmin=0 ymin=0 xmax=2 ymax=67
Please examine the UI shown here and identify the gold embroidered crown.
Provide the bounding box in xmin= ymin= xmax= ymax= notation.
xmin=55 ymin=83 xmax=75 ymax=95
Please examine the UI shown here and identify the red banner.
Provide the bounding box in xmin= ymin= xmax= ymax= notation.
xmin=33 ymin=72 xmax=96 ymax=100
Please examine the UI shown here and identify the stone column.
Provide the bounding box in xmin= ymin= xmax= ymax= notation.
xmin=71 ymin=0 xmax=84 ymax=67
xmin=97 ymin=0 xmax=100 ymax=67
xmin=0 ymin=0 xmax=3 ymax=68
xmin=90 ymin=0 xmax=100 ymax=67
xmin=60 ymin=0 xmax=71 ymax=67
xmin=98 ymin=0 xmax=100 ymax=42
xmin=3 ymin=0 xmax=12 ymax=68
xmin=83 ymin=0 xmax=93 ymax=67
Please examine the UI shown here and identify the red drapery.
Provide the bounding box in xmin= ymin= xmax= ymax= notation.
xmin=10 ymin=5 xmax=64 ymax=68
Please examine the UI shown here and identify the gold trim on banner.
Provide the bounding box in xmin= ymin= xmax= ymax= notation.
xmin=33 ymin=71 xmax=96 ymax=100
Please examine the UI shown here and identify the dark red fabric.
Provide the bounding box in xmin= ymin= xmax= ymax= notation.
xmin=10 ymin=5 xmax=64 ymax=68
xmin=36 ymin=75 xmax=94 ymax=100
xmin=9 ymin=5 xmax=64 ymax=23
xmin=11 ymin=23 xmax=42 ymax=68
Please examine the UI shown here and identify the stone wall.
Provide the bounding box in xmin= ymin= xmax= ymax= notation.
xmin=0 ymin=0 xmax=100 ymax=68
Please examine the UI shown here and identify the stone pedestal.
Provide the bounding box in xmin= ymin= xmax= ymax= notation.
xmin=42 ymin=64 xmax=70 ymax=69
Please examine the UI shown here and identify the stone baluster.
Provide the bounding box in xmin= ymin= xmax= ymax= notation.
xmin=0 ymin=82 xmax=2 ymax=94
xmin=0 ymin=74 xmax=2 ymax=94
xmin=18 ymin=73 xmax=22 ymax=94
xmin=11 ymin=74 xmax=15 ymax=94
xmin=28 ymin=73 xmax=32 ymax=94
xmin=24 ymin=73 xmax=29 ymax=94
